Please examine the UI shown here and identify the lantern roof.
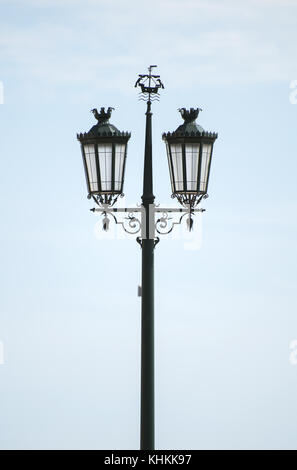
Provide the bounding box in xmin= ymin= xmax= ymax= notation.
xmin=162 ymin=107 xmax=218 ymax=140
xmin=77 ymin=107 xmax=131 ymax=140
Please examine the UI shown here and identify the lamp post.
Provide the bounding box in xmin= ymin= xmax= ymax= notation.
xmin=77 ymin=66 xmax=218 ymax=450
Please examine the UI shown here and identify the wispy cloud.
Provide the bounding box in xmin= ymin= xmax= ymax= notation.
xmin=0 ymin=0 xmax=296 ymax=94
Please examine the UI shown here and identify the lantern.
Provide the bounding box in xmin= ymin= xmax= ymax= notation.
xmin=162 ymin=107 xmax=217 ymax=207
xmin=77 ymin=107 xmax=131 ymax=205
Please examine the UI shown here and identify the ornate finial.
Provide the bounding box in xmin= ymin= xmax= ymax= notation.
xmin=178 ymin=107 xmax=202 ymax=123
xmin=91 ymin=107 xmax=115 ymax=123
xmin=135 ymin=65 xmax=164 ymax=103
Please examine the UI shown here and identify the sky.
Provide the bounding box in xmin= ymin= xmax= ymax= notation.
xmin=0 ymin=0 xmax=297 ymax=450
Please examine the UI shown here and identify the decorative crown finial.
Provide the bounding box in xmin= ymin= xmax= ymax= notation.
xmin=91 ymin=107 xmax=115 ymax=123
xmin=178 ymin=107 xmax=202 ymax=123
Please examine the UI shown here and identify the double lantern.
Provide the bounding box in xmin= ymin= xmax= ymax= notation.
xmin=77 ymin=106 xmax=217 ymax=208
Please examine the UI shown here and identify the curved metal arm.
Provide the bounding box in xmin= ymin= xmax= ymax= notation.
xmin=118 ymin=212 xmax=142 ymax=235
xmin=155 ymin=211 xmax=189 ymax=235
xmin=90 ymin=204 xmax=205 ymax=238
xmin=91 ymin=206 xmax=143 ymax=235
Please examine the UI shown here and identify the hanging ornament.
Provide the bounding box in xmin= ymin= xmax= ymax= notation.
xmin=102 ymin=215 xmax=110 ymax=231
xmin=186 ymin=214 xmax=194 ymax=231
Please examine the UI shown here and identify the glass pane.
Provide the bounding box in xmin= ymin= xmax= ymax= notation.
xmin=114 ymin=143 xmax=126 ymax=191
xmin=84 ymin=144 xmax=98 ymax=192
xmin=98 ymin=144 xmax=112 ymax=192
xmin=200 ymin=143 xmax=212 ymax=192
xmin=185 ymin=144 xmax=199 ymax=191
xmin=170 ymin=144 xmax=183 ymax=191
xmin=166 ymin=142 xmax=175 ymax=192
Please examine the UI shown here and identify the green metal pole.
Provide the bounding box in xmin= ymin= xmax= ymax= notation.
xmin=140 ymin=100 xmax=155 ymax=450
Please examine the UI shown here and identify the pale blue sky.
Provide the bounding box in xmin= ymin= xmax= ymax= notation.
xmin=0 ymin=0 xmax=297 ymax=450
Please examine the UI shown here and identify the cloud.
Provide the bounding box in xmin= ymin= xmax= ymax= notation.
xmin=0 ymin=0 xmax=296 ymax=95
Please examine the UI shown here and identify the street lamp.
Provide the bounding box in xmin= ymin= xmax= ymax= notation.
xmin=162 ymin=107 xmax=217 ymax=208
xmin=77 ymin=66 xmax=218 ymax=450
xmin=77 ymin=107 xmax=131 ymax=206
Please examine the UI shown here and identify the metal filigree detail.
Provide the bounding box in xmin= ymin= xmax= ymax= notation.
xmin=91 ymin=206 xmax=142 ymax=235
xmin=178 ymin=107 xmax=202 ymax=122
xmin=120 ymin=213 xmax=141 ymax=234
xmin=91 ymin=107 xmax=114 ymax=123
xmin=91 ymin=194 xmax=122 ymax=207
xmin=173 ymin=193 xmax=207 ymax=209
xmin=155 ymin=211 xmax=189 ymax=235
xmin=155 ymin=212 xmax=172 ymax=234
xmin=91 ymin=203 xmax=206 ymax=238
xmin=135 ymin=65 xmax=164 ymax=103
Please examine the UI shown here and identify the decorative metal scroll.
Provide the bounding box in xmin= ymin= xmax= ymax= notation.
xmin=172 ymin=193 xmax=208 ymax=209
xmin=155 ymin=211 xmax=195 ymax=235
xmin=116 ymin=212 xmax=142 ymax=235
xmin=91 ymin=205 xmax=142 ymax=235
xmin=90 ymin=204 xmax=205 ymax=238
